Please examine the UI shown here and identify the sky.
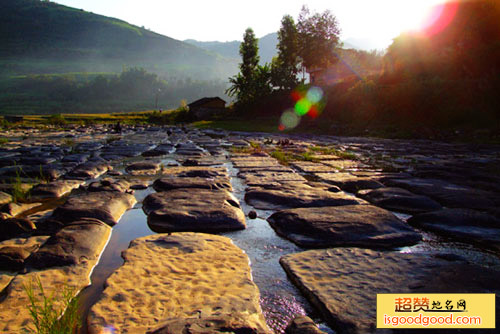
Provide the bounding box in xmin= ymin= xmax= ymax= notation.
xmin=53 ymin=0 xmax=445 ymax=50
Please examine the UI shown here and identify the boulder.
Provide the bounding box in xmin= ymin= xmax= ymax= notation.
xmin=245 ymin=183 xmax=363 ymax=210
xmin=408 ymin=208 xmax=500 ymax=250
xmin=25 ymin=218 xmax=111 ymax=269
xmin=281 ymin=248 xmax=500 ymax=334
xmin=268 ymin=205 xmax=421 ymax=249
xmin=51 ymin=191 xmax=136 ymax=226
xmin=88 ymin=233 xmax=270 ymax=334
xmin=143 ymin=189 xmax=245 ymax=233
xmin=357 ymin=187 xmax=442 ymax=214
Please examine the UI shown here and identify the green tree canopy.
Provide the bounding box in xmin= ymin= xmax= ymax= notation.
xmin=271 ymin=15 xmax=300 ymax=89
xmin=297 ymin=6 xmax=341 ymax=70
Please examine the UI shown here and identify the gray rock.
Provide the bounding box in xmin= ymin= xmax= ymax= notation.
xmin=315 ymin=172 xmax=385 ymax=193
xmin=281 ymin=248 xmax=500 ymax=334
xmin=358 ymin=187 xmax=442 ymax=214
xmin=88 ymin=178 xmax=130 ymax=193
xmin=153 ymin=176 xmax=231 ymax=192
xmin=126 ymin=161 xmax=161 ymax=175
xmin=143 ymin=189 xmax=246 ymax=233
xmin=245 ymin=183 xmax=363 ymax=210
xmin=67 ymin=162 xmax=110 ymax=179
xmin=408 ymin=208 xmax=500 ymax=250
xmin=268 ymin=205 xmax=421 ymax=249
xmin=384 ymin=177 xmax=499 ymax=210
xmin=51 ymin=191 xmax=136 ymax=226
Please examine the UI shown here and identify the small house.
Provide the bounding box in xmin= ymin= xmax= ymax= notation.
xmin=188 ymin=97 xmax=226 ymax=119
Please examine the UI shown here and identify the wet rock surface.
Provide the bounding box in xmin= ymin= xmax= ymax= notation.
xmin=0 ymin=126 xmax=498 ymax=334
xmin=51 ymin=191 xmax=136 ymax=226
xmin=358 ymin=187 xmax=442 ymax=214
xmin=281 ymin=248 xmax=500 ymax=334
xmin=268 ymin=205 xmax=422 ymax=249
xmin=88 ymin=233 xmax=270 ymax=334
xmin=143 ymin=189 xmax=246 ymax=233
xmin=408 ymin=208 xmax=500 ymax=250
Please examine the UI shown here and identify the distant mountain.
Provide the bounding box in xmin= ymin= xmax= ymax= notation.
xmin=0 ymin=0 xmax=238 ymax=80
xmin=185 ymin=32 xmax=279 ymax=65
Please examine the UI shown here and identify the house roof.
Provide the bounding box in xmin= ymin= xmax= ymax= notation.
xmin=188 ymin=97 xmax=226 ymax=108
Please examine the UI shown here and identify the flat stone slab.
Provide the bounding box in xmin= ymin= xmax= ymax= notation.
xmin=408 ymin=208 xmax=500 ymax=250
xmin=67 ymin=162 xmax=110 ymax=179
xmin=161 ymin=166 xmax=228 ymax=179
xmin=319 ymin=159 xmax=360 ymax=171
xmin=290 ymin=161 xmax=334 ymax=173
xmin=153 ymin=176 xmax=231 ymax=192
xmin=0 ymin=218 xmax=37 ymax=241
xmin=384 ymin=177 xmax=499 ymax=210
xmin=245 ymin=183 xmax=363 ymax=210
xmin=126 ymin=161 xmax=161 ymax=175
xmin=358 ymin=187 xmax=442 ymax=214
xmin=314 ymin=173 xmax=385 ymax=193
xmin=51 ymin=191 xmax=136 ymax=226
xmin=1 ymin=202 xmax=41 ymax=218
xmin=285 ymin=316 xmax=326 ymax=334
xmin=26 ymin=218 xmax=111 ymax=269
xmin=239 ymin=171 xmax=306 ymax=187
xmin=0 ymin=191 xmax=12 ymax=205
xmin=281 ymin=248 xmax=500 ymax=334
xmin=88 ymin=233 xmax=270 ymax=334
xmin=0 ymin=236 xmax=49 ymax=271
xmin=268 ymin=205 xmax=421 ymax=249
xmin=30 ymin=180 xmax=83 ymax=200
xmin=232 ymin=157 xmax=284 ymax=169
xmin=0 ymin=223 xmax=110 ymax=333
xmin=88 ymin=178 xmax=130 ymax=192
xmin=143 ymin=189 xmax=245 ymax=233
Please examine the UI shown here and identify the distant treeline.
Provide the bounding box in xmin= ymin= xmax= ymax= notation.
xmin=0 ymin=67 xmax=229 ymax=114
xmin=319 ymin=0 xmax=500 ymax=135
xmin=233 ymin=0 xmax=500 ymax=137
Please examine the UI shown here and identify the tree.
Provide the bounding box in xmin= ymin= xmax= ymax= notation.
xmin=297 ymin=6 xmax=341 ymax=70
xmin=226 ymin=28 xmax=262 ymax=104
xmin=271 ymin=15 xmax=300 ymax=89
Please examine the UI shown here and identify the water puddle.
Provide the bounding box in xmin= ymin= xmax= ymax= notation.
xmin=77 ymin=195 xmax=154 ymax=334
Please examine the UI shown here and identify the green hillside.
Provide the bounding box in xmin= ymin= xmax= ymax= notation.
xmin=185 ymin=33 xmax=279 ymax=65
xmin=0 ymin=0 xmax=237 ymax=80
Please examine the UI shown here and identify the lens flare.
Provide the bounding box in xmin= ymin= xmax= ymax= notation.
xmin=283 ymin=85 xmax=327 ymax=129
xmin=294 ymin=98 xmax=311 ymax=116
xmin=306 ymin=87 xmax=323 ymax=104
xmin=100 ymin=326 xmax=116 ymax=334
xmin=421 ymin=1 xmax=459 ymax=36
xmin=280 ymin=109 xmax=301 ymax=130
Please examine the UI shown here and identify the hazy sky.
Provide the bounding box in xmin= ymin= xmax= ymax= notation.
xmin=53 ymin=0 xmax=445 ymax=49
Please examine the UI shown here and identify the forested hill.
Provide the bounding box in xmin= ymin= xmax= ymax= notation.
xmin=185 ymin=33 xmax=279 ymax=65
xmin=0 ymin=0 xmax=237 ymax=80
